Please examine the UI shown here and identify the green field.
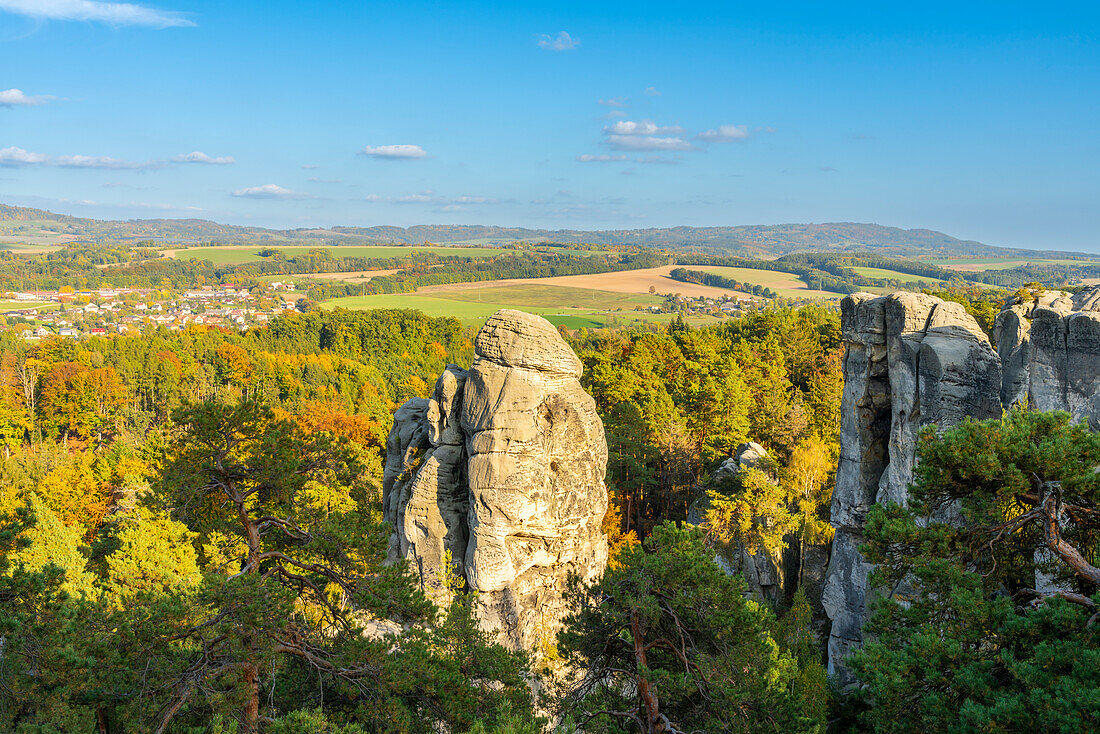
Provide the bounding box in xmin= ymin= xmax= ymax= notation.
xmin=851 ymin=266 xmax=950 ymax=285
xmin=0 ymin=220 xmax=72 ymax=251
xmin=0 ymin=300 xmax=55 ymax=310
xmin=438 ymin=284 xmax=662 ymax=310
xmin=692 ymin=266 xmax=832 ymax=298
xmin=927 ymin=257 xmax=1100 ymax=271
xmin=171 ymin=245 xmax=518 ymax=265
xmin=321 ymin=284 xmax=699 ymax=328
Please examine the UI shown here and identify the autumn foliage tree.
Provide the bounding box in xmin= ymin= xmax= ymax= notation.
xmin=39 ymin=362 xmax=126 ymax=444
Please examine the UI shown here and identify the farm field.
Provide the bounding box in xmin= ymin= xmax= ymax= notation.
xmin=323 ymin=284 xmax=669 ymax=328
xmin=165 ymin=244 xmax=517 ymax=265
xmin=295 ymin=269 xmax=406 ymax=282
xmin=322 ymin=264 xmax=838 ymax=326
xmin=928 ymin=257 xmax=1100 ymax=272
xmin=850 ymin=266 xmax=950 ymax=285
xmin=0 ymin=220 xmax=77 ymax=250
xmin=323 ymin=291 xmax=720 ymax=329
xmin=318 ymin=264 xmax=837 ymax=328
xmin=440 ymin=284 xmax=662 ymax=310
xmin=689 ymin=266 xmax=836 ymax=298
xmin=416 ymin=265 xmax=834 ymax=299
xmin=0 ymin=301 xmax=56 ymax=311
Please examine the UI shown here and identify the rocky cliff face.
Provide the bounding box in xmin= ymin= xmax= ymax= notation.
xmin=996 ymin=287 xmax=1100 ymax=426
xmin=384 ymin=309 xmax=608 ymax=652
xmin=823 ymin=292 xmax=1002 ymax=680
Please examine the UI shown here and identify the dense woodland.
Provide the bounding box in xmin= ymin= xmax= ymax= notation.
xmin=2 ymin=269 xmax=1100 ymax=731
xmin=0 ymin=307 xmax=840 ymax=733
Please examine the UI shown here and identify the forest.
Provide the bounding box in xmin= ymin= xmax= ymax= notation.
xmin=1 ymin=294 xmax=1099 ymax=733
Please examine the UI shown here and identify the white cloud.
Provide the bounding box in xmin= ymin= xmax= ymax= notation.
xmin=395 ymin=192 xmax=434 ymax=203
xmin=577 ymin=154 xmax=630 ymax=163
xmin=605 ymin=135 xmax=694 ymax=152
xmin=360 ymin=144 xmax=428 ymax=160
xmin=0 ymin=146 xmax=49 ymax=166
xmin=0 ymin=88 xmax=53 ymax=107
xmin=537 ymin=31 xmax=578 ymax=51
xmin=598 ymin=97 xmax=627 ymax=107
xmin=171 ymin=151 xmax=235 ymax=165
xmin=603 ymin=119 xmax=683 ymax=136
xmin=453 ymin=195 xmax=498 ymax=204
xmin=600 ymin=120 xmax=692 ymax=152
xmin=696 ymin=124 xmax=751 ymax=142
xmin=577 ymin=153 xmax=680 ymax=164
xmin=644 ymin=86 xmax=660 ymax=96
xmin=0 ymin=146 xmax=156 ymax=169
xmin=55 ymin=153 xmax=153 ymax=169
xmin=0 ymin=0 xmax=194 ymax=27
xmin=365 ymin=191 xmax=500 ymax=206
xmin=232 ymin=184 xmax=310 ymax=200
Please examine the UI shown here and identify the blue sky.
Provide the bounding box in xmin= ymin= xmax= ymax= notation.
xmin=1 ymin=1 xmax=1097 ymax=251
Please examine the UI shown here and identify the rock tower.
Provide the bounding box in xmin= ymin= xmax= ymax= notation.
xmin=824 ymin=286 xmax=1100 ymax=679
xmin=384 ymin=309 xmax=609 ymax=651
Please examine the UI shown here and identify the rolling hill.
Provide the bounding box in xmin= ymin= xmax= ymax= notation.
xmin=0 ymin=202 xmax=1092 ymax=260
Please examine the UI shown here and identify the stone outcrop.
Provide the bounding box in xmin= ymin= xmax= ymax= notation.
xmin=688 ymin=442 xmax=786 ymax=603
xmin=995 ymin=287 xmax=1100 ymax=426
xmin=384 ymin=310 xmax=608 ymax=651
xmin=823 ymin=291 xmax=1002 ymax=680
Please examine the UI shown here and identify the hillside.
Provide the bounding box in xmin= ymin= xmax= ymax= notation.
xmin=0 ymin=202 xmax=1091 ymax=260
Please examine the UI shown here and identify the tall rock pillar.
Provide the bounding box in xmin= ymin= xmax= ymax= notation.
xmin=385 ymin=310 xmax=608 ymax=652
xmin=823 ymin=292 xmax=1001 ymax=680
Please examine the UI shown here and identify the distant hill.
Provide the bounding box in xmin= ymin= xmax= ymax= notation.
xmin=0 ymin=202 xmax=1091 ymax=260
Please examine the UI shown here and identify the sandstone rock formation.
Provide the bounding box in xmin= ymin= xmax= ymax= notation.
xmin=687 ymin=442 xmax=787 ymax=603
xmin=384 ymin=309 xmax=608 ymax=651
xmin=996 ymin=286 xmax=1100 ymax=426
xmin=823 ymin=291 xmax=1002 ymax=680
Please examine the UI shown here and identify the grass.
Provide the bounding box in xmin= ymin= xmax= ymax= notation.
xmin=691 ymin=266 xmax=833 ymax=298
xmin=851 ymin=266 xmax=950 ymax=285
xmin=927 ymin=257 xmax=1100 ymax=272
xmin=436 ymin=284 xmax=663 ymax=310
xmin=170 ymin=245 xmax=517 ymax=265
xmin=322 ymin=284 xmax=692 ymax=328
xmin=0 ymin=301 xmax=57 ymax=311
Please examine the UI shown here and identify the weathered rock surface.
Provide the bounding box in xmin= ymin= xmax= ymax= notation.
xmin=996 ymin=285 xmax=1100 ymax=427
xmin=824 ymin=291 xmax=1001 ymax=681
xmin=385 ymin=310 xmax=608 ymax=651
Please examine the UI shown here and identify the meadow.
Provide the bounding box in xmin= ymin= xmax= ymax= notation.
xmin=0 ymin=219 xmax=76 ymax=251
xmin=316 ymin=265 xmax=836 ymax=328
xmin=928 ymin=257 xmax=1100 ymax=272
xmin=322 ymin=284 xmax=671 ymax=328
xmin=691 ymin=266 xmax=836 ymax=298
xmin=0 ymin=300 xmax=56 ymax=311
xmin=850 ymin=266 xmax=950 ymax=285
xmin=411 ymin=265 xmax=833 ymax=300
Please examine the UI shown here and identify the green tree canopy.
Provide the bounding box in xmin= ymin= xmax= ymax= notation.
xmin=850 ymin=409 xmax=1100 ymax=733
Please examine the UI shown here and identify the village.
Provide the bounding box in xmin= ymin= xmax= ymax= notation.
xmin=0 ymin=281 xmax=304 ymax=339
